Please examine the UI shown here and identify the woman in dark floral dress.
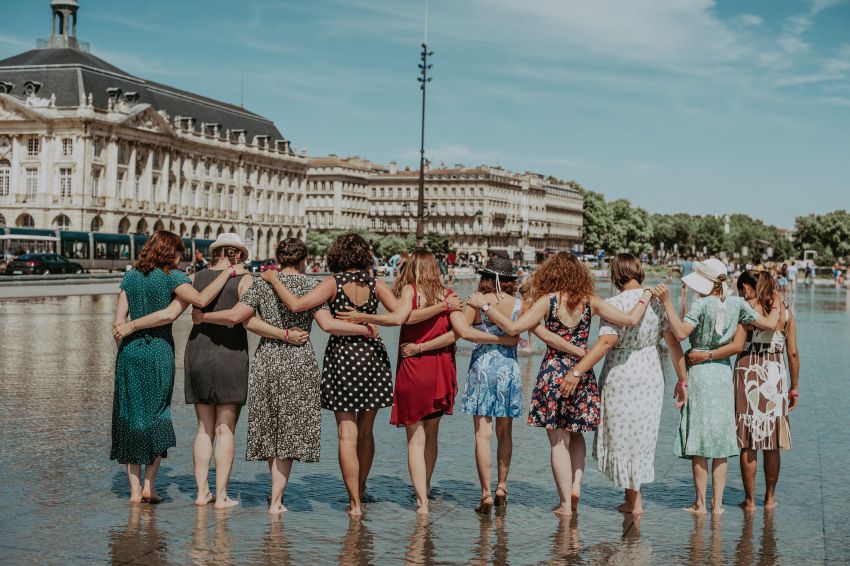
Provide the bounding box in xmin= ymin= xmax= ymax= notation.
xmin=468 ymin=252 xmax=653 ymax=517
xmin=194 ymin=239 xmax=373 ymax=514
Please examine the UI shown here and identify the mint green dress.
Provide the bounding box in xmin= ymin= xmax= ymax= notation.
xmin=110 ymin=268 xmax=191 ymax=465
xmin=674 ymin=296 xmax=758 ymax=459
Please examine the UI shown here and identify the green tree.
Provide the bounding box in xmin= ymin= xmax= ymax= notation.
xmin=795 ymin=210 xmax=850 ymax=264
xmin=582 ymin=190 xmax=617 ymax=254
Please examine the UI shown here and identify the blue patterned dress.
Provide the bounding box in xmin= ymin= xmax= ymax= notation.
xmin=460 ymin=297 xmax=523 ymax=418
xmin=528 ymin=295 xmax=599 ymax=431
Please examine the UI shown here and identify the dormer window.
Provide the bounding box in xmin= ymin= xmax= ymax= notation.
xmin=123 ymin=92 xmax=140 ymax=104
xmin=106 ymin=87 xmax=123 ymax=103
xmin=23 ymin=81 xmax=43 ymax=97
xmin=0 ymin=82 xmax=14 ymax=94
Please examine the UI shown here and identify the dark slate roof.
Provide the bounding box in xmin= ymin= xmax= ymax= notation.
xmin=0 ymin=48 xmax=283 ymax=141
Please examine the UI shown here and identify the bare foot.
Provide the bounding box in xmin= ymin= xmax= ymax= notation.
xmin=571 ymin=494 xmax=580 ymax=512
xmin=476 ymin=496 xmax=494 ymax=514
xmin=552 ymin=503 xmax=573 ymax=517
xmin=739 ymin=500 xmax=756 ymax=511
xmin=710 ymin=501 xmax=725 ymax=515
xmin=194 ymin=492 xmax=214 ymax=506
xmin=416 ymin=501 xmax=429 ymax=515
xmin=346 ymin=504 xmax=363 ymax=517
xmin=141 ymin=490 xmax=162 ymax=504
xmin=268 ymin=503 xmax=289 ymax=515
xmin=214 ymin=495 xmax=240 ymax=509
xmin=618 ymin=501 xmax=643 ymax=515
xmin=130 ymin=493 xmax=144 ymax=504
xmin=763 ymin=496 xmax=777 ymax=509
xmin=683 ymin=504 xmax=707 ymax=515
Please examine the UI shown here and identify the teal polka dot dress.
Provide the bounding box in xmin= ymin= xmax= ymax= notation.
xmin=110 ymin=268 xmax=191 ymax=465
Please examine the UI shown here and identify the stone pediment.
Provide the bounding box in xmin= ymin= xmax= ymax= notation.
xmin=0 ymin=94 xmax=49 ymax=122
xmin=121 ymin=104 xmax=174 ymax=136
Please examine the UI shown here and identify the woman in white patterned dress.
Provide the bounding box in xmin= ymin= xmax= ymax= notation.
xmin=567 ymin=254 xmax=688 ymax=515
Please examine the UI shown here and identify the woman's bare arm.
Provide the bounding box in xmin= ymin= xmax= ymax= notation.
xmin=749 ymin=298 xmax=782 ymax=331
xmin=654 ymin=284 xmax=695 ymax=341
xmin=448 ymin=310 xmax=509 ymax=344
xmin=532 ymin=325 xmax=586 ymax=357
xmin=559 ymin=335 xmax=618 ymax=396
xmin=663 ymin=330 xmax=689 ymax=408
xmin=173 ymin=268 xmax=238 ymax=308
xmin=590 ymin=291 xmax=652 ymax=327
xmin=112 ymin=290 xmax=130 ymax=344
xmin=195 ymin=303 xmax=255 ymax=326
xmin=467 ymin=293 xmax=549 ymax=336
xmin=685 ymin=324 xmax=746 ymax=365
xmin=401 ymin=330 xmax=458 ymax=357
xmin=114 ymin=297 xmax=189 ymax=338
xmin=263 ymin=272 xmax=336 ymax=312
xmin=785 ymin=314 xmax=800 ymax=409
xmin=338 ymin=284 xmax=415 ymax=326
xmin=406 ymin=290 xmax=462 ymax=324
xmin=242 ymin=315 xmax=308 ymax=344
xmin=314 ymin=309 xmax=378 ymax=337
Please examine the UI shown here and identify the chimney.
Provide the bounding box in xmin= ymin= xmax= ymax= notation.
xmin=388 ymin=161 xmax=397 ymax=174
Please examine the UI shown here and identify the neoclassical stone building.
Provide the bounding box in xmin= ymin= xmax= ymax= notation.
xmin=306 ymin=155 xmax=386 ymax=232
xmin=0 ymin=0 xmax=306 ymax=259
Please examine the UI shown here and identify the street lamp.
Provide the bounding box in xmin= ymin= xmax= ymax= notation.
xmin=415 ymin=39 xmax=433 ymax=248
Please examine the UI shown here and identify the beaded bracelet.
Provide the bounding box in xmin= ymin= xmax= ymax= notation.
xmin=284 ymin=328 xmax=290 ymax=342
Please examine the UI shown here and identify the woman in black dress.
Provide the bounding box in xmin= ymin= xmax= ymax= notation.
xmin=262 ymin=234 xmax=460 ymax=515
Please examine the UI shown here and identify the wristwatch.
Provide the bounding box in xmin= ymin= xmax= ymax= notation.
xmin=571 ymin=370 xmax=580 ymax=378
xmin=481 ymin=303 xmax=491 ymax=313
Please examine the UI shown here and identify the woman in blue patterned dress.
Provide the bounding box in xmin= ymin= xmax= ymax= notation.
xmin=110 ymin=231 xmax=244 ymax=503
xmin=468 ymin=252 xmax=652 ymax=517
xmin=655 ymin=258 xmax=781 ymax=515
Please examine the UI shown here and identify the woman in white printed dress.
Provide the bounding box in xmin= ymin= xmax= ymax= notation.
xmin=565 ymin=254 xmax=687 ymax=515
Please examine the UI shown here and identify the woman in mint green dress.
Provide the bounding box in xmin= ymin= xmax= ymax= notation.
xmin=110 ymin=231 xmax=241 ymax=503
xmin=656 ymin=259 xmax=780 ymax=515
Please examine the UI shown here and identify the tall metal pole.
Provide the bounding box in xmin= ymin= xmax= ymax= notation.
xmin=416 ymin=4 xmax=433 ymax=248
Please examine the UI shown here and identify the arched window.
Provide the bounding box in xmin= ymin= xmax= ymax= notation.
xmin=136 ymin=218 xmax=148 ymax=234
xmin=17 ymin=213 xmax=35 ymax=227
xmin=117 ymin=217 xmax=130 ymax=234
xmin=0 ymin=213 xmax=6 ymax=227
xmin=216 ymin=225 xmax=225 ymax=237
xmin=153 ymin=220 xmax=164 ymax=232
xmin=179 ymin=223 xmax=187 ymax=237
xmin=191 ymin=224 xmax=199 ymax=238
xmin=203 ymin=225 xmax=212 ymax=239
xmin=0 ymin=160 xmax=10 ymax=197
xmin=244 ymin=228 xmax=254 ymax=254
xmin=53 ymin=214 xmax=71 ymax=230
xmin=90 ymin=216 xmax=103 ymax=232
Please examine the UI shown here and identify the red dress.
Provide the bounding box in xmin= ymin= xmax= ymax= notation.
xmin=390 ymin=287 xmax=457 ymax=427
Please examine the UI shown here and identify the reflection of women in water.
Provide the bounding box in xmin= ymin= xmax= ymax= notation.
xmin=262 ymin=234 xmax=397 ymax=517
xmin=108 ymin=505 xmax=165 ymax=564
xmin=566 ymin=253 xmax=688 ymax=515
xmin=196 ymin=239 xmax=371 ymax=515
xmin=338 ymin=517 xmax=375 ymax=565
xmin=111 ymin=231 xmax=243 ymax=503
xmin=468 ymin=252 xmax=653 ymax=517
xmin=657 ymin=259 xmax=781 ymax=515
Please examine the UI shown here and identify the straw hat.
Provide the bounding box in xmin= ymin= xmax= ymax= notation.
xmin=478 ymin=256 xmax=518 ymax=280
xmin=209 ymin=233 xmax=249 ymax=261
xmin=681 ymin=258 xmax=727 ymax=295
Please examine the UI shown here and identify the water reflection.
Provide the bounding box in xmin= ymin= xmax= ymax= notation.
xmin=549 ymin=514 xmax=582 ymax=564
xmin=734 ymin=510 xmax=779 ymax=565
xmin=471 ymin=511 xmax=509 ymax=565
xmin=189 ymin=505 xmax=235 ymax=564
xmin=108 ymin=505 xmax=167 ymax=565
xmin=685 ymin=513 xmax=724 ymax=565
xmin=338 ymin=517 xmax=375 ymax=566
xmin=404 ymin=516 xmax=436 ymax=566
xmin=259 ymin=516 xmax=293 ymax=564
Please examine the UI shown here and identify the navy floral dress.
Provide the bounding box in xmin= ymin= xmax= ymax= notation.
xmin=528 ymin=295 xmax=600 ymax=432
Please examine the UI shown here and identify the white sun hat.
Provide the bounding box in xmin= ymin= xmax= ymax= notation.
xmin=209 ymin=233 xmax=249 ymax=261
xmin=682 ymin=258 xmax=731 ymax=334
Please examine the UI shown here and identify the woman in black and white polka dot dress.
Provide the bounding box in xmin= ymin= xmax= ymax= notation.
xmin=262 ymin=233 xmax=394 ymax=516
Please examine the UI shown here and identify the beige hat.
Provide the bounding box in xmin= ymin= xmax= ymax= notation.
xmin=209 ymin=233 xmax=249 ymax=261
xmin=681 ymin=258 xmax=728 ymax=295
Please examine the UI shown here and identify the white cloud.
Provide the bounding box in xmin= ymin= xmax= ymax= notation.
xmin=736 ymin=14 xmax=764 ymax=27
xmin=810 ymin=0 xmax=850 ymax=14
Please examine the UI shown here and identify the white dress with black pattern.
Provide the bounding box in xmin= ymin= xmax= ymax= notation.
xmin=239 ymin=274 xmax=326 ymax=462
xmin=321 ymin=270 xmax=394 ymax=412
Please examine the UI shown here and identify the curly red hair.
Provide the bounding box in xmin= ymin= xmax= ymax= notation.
xmin=136 ymin=230 xmax=185 ymax=275
xmin=527 ymin=252 xmax=595 ymax=311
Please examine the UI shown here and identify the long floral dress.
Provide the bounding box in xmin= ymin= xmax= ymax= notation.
xmin=239 ymin=274 xmax=327 ymax=462
xmin=675 ymin=296 xmax=758 ymax=459
xmin=528 ymin=295 xmax=599 ymax=431
xmin=593 ymin=289 xmax=667 ymax=490
xmin=111 ymin=268 xmax=190 ymax=465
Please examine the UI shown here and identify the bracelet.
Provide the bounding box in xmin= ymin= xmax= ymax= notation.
xmin=284 ymin=328 xmax=289 ymax=342
xmin=445 ymin=300 xmax=452 ymax=314
xmin=417 ymin=343 xmax=423 ymax=356
xmin=708 ymin=350 xmax=713 ymax=361
xmin=638 ymin=299 xmax=647 ymax=306
xmin=228 ymin=266 xmax=236 ymax=277
xmin=679 ymin=381 xmax=688 ymax=389
xmin=789 ymin=389 xmax=799 ymax=398
xmin=363 ymin=325 xmax=371 ymax=338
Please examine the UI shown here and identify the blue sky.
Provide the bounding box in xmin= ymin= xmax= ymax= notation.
xmin=2 ymin=0 xmax=848 ymax=228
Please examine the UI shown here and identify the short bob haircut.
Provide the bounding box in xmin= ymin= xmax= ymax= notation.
xmin=326 ymin=233 xmax=373 ymax=273
xmin=136 ymin=230 xmax=185 ymax=275
xmin=276 ymin=238 xmax=308 ymax=268
xmin=610 ymin=252 xmax=645 ymax=290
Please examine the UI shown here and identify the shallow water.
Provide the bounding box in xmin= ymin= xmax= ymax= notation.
xmin=0 ymin=281 xmax=848 ymax=565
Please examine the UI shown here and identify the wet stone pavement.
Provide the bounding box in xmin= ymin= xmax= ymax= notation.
xmin=0 ymin=282 xmax=848 ymax=564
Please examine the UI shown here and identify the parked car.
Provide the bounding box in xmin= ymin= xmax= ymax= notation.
xmin=246 ymin=258 xmax=278 ymax=273
xmin=3 ymin=253 xmax=85 ymax=275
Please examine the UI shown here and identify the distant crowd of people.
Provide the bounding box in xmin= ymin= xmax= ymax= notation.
xmin=109 ymin=230 xmax=801 ymax=524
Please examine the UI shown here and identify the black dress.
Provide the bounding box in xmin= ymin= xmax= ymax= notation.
xmin=321 ymin=270 xmax=394 ymax=412
xmin=183 ymin=269 xmax=249 ymax=405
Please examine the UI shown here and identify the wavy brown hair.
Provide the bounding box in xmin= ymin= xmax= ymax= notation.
xmin=478 ymin=274 xmax=517 ymax=296
xmin=391 ymin=249 xmax=445 ymax=307
xmin=276 ymin=238 xmax=308 ymax=268
xmin=737 ymin=269 xmax=776 ymax=313
xmin=136 ymin=230 xmax=185 ymax=275
xmin=610 ymin=253 xmax=645 ymax=290
xmin=528 ymin=252 xmax=595 ymax=311
xmin=326 ymin=233 xmax=374 ymax=273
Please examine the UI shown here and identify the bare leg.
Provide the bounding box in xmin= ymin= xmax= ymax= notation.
xmin=685 ymin=457 xmax=708 ymax=514
xmin=356 ymin=410 xmax=378 ymax=498
xmin=710 ymin=458 xmax=728 ymax=514
xmin=568 ymin=432 xmax=586 ymax=510
xmin=618 ymin=488 xmax=643 ymax=514
xmin=763 ymin=450 xmax=780 ymax=509
xmin=495 ymin=418 xmax=513 ymax=503
xmin=739 ymin=449 xmax=757 ymax=511
xmin=141 ymin=457 xmax=163 ymax=503
xmin=547 ymin=428 xmax=573 ymax=516
xmin=335 ymin=412 xmax=362 ymax=516
xmin=423 ymin=417 xmax=441 ymax=495
xmin=127 ymin=464 xmax=143 ymax=503
xmin=268 ymin=457 xmax=293 ymax=514
xmin=213 ymin=404 xmax=240 ymax=509
xmin=473 ymin=417 xmax=494 ymax=512
xmin=193 ymin=404 xmax=216 ymax=505
xmin=406 ymin=421 xmax=429 ymax=514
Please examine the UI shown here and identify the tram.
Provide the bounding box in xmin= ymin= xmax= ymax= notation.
xmin=0 ymin=227 xmax=214 ymax=272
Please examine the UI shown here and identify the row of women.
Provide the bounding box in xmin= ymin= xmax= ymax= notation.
xmin=111 ymin=230 xmax=800 ymax=518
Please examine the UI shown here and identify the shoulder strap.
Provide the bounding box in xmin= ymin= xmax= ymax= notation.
xmin=512 ymin=296 xmax=522 ymax=320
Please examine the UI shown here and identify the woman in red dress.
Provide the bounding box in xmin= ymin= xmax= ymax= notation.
xmin=340 ymin=250 xmax=510 ymax=513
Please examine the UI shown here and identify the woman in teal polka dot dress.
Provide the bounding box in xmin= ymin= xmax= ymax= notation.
xmin=111 ymin=231 xmax=244 ymax=503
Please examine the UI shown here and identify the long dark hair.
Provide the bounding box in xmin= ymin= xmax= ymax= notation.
xmin=737 ymin=270 xmax=775 ymax=313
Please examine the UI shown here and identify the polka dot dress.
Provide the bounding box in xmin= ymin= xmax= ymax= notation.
xmin=110 ymin=268 xmax=190 ymax=465
xmin=321 ymin=270 xmax=394 ymax=412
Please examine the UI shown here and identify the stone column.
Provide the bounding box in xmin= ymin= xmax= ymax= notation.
xmin=9 ymin=135 xmax=21 ymax=198
xmin=159 ymin=150 xmax=171 ymax=207
xmin=126 ymin=145 xmax=137 ymax=203
xmin=105 ymin=138 xmax=118 ymax=202
xmin=143 ymin=147 xmax=154 ymax=205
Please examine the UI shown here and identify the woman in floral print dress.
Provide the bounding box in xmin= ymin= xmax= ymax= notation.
xmin=468 ymin=252 xmax=653 ymax=517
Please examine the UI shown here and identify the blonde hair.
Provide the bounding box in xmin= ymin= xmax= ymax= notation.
xmin=391 ymin=250 xmax=445 ymax=307
xmin=213 ymin=245 xmax=245 ymax=267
